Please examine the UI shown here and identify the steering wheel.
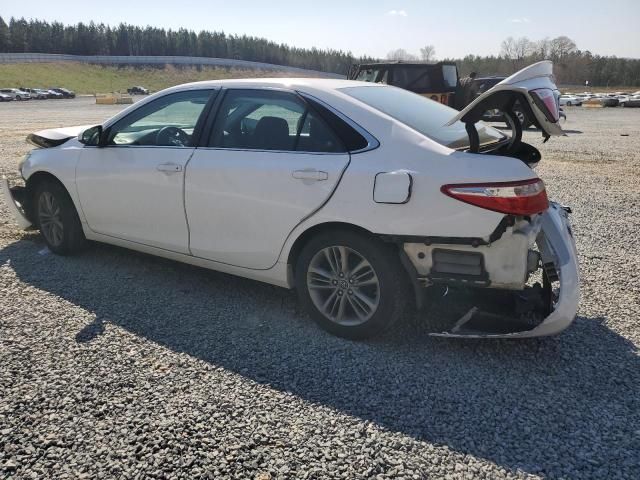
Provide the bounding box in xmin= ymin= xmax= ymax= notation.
xmin=155 ymin=126 xmax=189 ymax=147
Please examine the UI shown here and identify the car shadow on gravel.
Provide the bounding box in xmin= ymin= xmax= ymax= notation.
xmin=2 ymin=237 xmax=638 ymax=477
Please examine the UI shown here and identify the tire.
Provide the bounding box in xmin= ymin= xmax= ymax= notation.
xmin=34 ymin=180 xmax=86 ymax=255
xmin=295 ymin=230 xmax=410 ymax=339
xmin=567 ymin=101 xmax=572 ymax=106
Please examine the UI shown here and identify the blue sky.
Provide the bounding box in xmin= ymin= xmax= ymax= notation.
xmin=2 ymin=0 xmax=639 ymax=59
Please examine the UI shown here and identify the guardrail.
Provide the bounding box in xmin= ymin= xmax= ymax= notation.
xmin=0 ymin=53 xmax=345 ymax=78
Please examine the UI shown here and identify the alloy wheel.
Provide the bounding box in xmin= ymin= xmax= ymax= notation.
xmin=38 ymin=191 xmax=64 ymax=247
xmin=306 ymin=246 xmax=380 ymax=326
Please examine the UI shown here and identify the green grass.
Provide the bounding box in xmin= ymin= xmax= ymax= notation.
xmin=0 ymin=62 xmax=308 ymax=94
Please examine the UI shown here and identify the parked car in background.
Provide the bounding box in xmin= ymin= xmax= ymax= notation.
xmin=46 ymin=90 xmax=64 ymax=99
xmin=621 ymin=97 xmax=640 ymax=107
xmin=49 ymin=87 xmax=76 ymax=99
xmin=559 ymin=94 xmax=582 ymax=106
xmin=2 ymin=61 xmax=579 ymax=340
xmin=600 ymin=97 xmax=619 ymax=107
xmin=0 ymin=88 xmax=31 ymax=100
xmin=20 ymin=88 xmax=49 ymax=100
xmin=0 ymin=92 xmax=13 ymax=102
xmin=127 ymin=86 xmax=149 ymax=95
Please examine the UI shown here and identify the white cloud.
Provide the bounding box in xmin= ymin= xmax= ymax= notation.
xmin=387 ymin=9 xmax=408 ymax=17
xmin=509 ymin=17 xmax=531 ymax=23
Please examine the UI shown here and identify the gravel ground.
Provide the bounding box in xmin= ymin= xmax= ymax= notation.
xmin=1 ymin=99 xmax=639 ymax=479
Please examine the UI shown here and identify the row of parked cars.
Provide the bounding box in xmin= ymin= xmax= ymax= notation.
xmin=559 ymin=91 xmax=640 ymax=108
xmin=0 ymin=87 xmax=76 ymax=102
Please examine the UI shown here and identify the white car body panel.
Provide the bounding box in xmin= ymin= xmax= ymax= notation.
xmin=185 ymin=148 xmax=350 ymax=269
xmin=76 ymin=146 xmax=192 ymax=253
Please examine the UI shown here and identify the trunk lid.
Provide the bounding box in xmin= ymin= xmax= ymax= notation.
xmin=448 ymin=61 xmax=564 ymax=138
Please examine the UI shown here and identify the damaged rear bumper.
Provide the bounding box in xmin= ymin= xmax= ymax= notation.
xmin=1 ymin=175 xmax=33 ymax=229
xmin=431 ymin=202 xmax=579 ymax=338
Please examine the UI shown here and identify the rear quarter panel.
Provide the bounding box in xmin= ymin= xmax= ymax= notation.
xmin=280 ymin=86 xmax=538 ymax=262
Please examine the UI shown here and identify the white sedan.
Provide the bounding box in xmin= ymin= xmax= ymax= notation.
xmin=559 ymin=95 xmax=582 ymax=106
xmin=2 ymin=61 xmax=579 ymax=340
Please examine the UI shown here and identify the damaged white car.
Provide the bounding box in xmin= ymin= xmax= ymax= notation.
xmin=2 ymin=61 xmax=579 ymax=339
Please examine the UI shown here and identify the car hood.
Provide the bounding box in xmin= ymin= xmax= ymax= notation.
xmin=448 ymin=61 xmax=564 ymax=137
xmin=27 ymin=125 xmax=92 ymax=148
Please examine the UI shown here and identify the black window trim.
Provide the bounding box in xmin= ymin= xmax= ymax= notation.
xmin=196 ymin=86 xmax=379 ymax=155
xmin=297 ymin=91 xmax=379 ymax=154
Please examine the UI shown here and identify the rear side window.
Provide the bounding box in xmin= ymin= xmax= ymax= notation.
xmin=303 ymin=97 xmax=369 ymax=152
xmin=208 ymin=89 xmax=346 ymax=153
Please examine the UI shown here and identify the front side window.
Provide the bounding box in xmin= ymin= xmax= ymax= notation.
xmin=208 ymin=89 xmax=344 ymax=153
xmin=107 ymin=89 xmax=214 ymax=147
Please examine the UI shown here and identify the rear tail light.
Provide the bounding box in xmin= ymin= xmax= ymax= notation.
xmin=441 ymin=178 xmax=549 ymax=216
xmin=530 ymin=88 xmax=560 ymax=123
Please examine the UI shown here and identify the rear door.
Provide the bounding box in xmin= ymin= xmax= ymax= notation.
xmin=185 ymin=88 xmax=351 ymax=270
xmin=448 ymin=61 xmax=564 ymax=137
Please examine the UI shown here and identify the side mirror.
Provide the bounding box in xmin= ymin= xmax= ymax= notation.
xmin=78 ymin=125 xmax=103 ymax=146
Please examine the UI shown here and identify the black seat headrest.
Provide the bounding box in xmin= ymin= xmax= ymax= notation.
xmin=253 ymin=116 xmax=292 ymax=150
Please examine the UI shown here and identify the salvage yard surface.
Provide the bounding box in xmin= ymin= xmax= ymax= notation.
xmin=1 ymin=99 xmax=639 ymax=479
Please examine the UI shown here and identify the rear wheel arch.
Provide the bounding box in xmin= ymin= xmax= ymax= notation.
xmin=287 ymin=222 xmax=384 ymax=277
xmin=291 ymin=224 xmax=412 ymax=339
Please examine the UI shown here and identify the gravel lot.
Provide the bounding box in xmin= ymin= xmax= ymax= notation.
xmin=1 ymin=99 xmax=639 ymax=479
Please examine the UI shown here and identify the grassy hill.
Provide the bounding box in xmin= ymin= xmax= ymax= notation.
xmin=0 ymin=62 xmax=315 ymax=94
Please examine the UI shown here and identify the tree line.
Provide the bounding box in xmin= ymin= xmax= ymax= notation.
xmin=390 ymin=36 xmax=640 ymax=88
xmin=1 ymin=17 xmax=639 ymax=86
xmin=0 ymin=17 xmax=374 ymax=74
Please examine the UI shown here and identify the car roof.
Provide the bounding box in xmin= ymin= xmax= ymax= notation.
xmin=171 ymin=77 xmax=375 ymax=92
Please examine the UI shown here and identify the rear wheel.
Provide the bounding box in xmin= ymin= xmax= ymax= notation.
xmin=35 ymin=180 xmax=86 ymax=255
xmin=295 ymin=230 xmax=409 ymax=339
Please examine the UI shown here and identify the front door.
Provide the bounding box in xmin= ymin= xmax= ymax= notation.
xmin=186 ymin=89 xmax=350 ymax=269
xmin=76 ymin=89 xmax=215 ymax=253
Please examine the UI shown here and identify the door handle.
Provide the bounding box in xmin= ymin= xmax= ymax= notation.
xmin=156 ymin=163 xmax=183 ymax=173
xmin=292 ymin=169 xmax=328 ymax=181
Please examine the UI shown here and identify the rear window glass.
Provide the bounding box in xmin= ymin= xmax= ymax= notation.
xmin=340 ymin=85 xmax=505 ymax=149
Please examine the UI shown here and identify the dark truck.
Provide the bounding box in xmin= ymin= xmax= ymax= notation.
xmin=348 ymin=64 xmax=535 ymax=128
xmin=348 ymin=61 xmax=459 ymax=107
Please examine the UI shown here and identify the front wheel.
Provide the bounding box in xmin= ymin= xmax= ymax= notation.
xmin=295 ymin=230 xmax=409 ymax=339
xmin=35 ymin=180 xmax=86 ymax=255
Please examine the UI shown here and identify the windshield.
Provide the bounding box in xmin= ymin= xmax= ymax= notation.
xmin=340 ymin=85 xmax=505 ymax=149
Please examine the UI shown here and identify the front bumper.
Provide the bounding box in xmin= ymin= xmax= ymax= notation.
xmin=431 ymin=202 xmax=580 ymax=338
xmin=1 ymin=176 xmax=33 ymax=229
